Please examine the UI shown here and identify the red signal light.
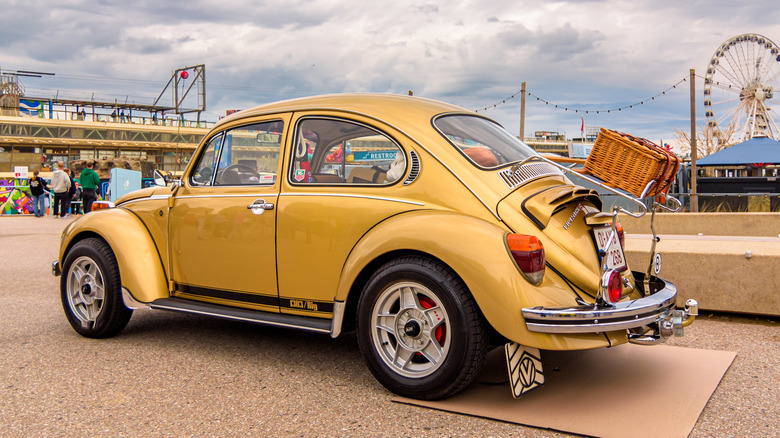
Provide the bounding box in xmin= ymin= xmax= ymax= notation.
xmin=90 ymin=201 xmax=113 ymax=211
xmin=600 ymin=270 xmax=623 ymax=305
xmin=615 ymin=222 xmax=625 ymax=247
xmin=506 ymin=234 xmax=545 ymax=285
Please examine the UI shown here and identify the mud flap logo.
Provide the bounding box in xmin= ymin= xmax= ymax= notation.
xmin=505 ymin=343 xmax=544 ymax=398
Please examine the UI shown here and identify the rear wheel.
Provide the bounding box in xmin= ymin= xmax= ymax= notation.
xmin=61 ymin=238 xmax=132 ymax=338
xmin=357 ymin=256 xmax=489 ymax=400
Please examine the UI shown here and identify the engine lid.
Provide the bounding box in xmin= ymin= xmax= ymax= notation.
xmin=497 ymin=181 xmax=617 ymax=298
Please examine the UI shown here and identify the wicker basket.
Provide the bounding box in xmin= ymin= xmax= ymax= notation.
xmin=584 ymin=128 xmax=680 ymax=198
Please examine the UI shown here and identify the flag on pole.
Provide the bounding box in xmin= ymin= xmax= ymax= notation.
xmin=580 ymin=116 xmax=584 ymax=138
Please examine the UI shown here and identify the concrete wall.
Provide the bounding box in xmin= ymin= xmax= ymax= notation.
xmin=621 ymin=212 xmax=780 ymax=237
xmin=622 ymin=212 xmax=780 ymax=316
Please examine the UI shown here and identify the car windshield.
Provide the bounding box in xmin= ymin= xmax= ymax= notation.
xmin=434 ymin=115 xmax=538 ymax=169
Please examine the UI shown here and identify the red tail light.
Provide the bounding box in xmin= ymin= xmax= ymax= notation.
xmin=615 ymin=222 xmax=625 ymax=247
xmin=601 ymin=269 xmax=623 ymax=304
xmin=506 ymin=234 xmax=545 ymax=285
xmin=90 ymin=201 xmax=113 ymax=211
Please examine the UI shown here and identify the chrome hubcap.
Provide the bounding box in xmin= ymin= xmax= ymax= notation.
xmin=66 ymin=256 xmax=106 ymax=329
xmin=371 ymin=281 xmax=450 ymax=378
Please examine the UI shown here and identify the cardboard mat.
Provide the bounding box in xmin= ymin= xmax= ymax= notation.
xmin=394 ymin=344 xmax=735 ymax=438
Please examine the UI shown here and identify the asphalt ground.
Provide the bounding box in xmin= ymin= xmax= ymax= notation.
xmin=1 ymin=216 xmax=778 ymax=437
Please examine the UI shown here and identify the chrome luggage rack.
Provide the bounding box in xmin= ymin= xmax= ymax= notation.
xmin=510 ymin=155 xmax=683 ymax=295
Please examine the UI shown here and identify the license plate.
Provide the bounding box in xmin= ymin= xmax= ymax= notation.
xmin=591 ymin=226 xmax=627 ymax=271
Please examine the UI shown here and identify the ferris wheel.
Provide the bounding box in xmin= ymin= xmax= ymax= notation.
xmin=704 ymin=33 xmax=780 ymax=144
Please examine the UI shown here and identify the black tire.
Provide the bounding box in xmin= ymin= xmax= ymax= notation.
xmin=60 ymin=237 xmax=132 ymax=338
xmin=356 ymin=255 xmax=489 ymax=400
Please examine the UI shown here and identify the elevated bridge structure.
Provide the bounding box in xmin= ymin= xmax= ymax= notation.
xmin=0 ymin=113 xmax=210 ymax=172
xmin=0 ymin=65 xmax=211 ymax=172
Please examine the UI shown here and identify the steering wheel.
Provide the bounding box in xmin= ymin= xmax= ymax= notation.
xmin=222 ymin=163 xmax=261 ymax=184
xmin=193 ymin=166 xmax=213 ymax=184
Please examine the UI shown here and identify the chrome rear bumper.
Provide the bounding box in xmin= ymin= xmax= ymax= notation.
xmin=522 ymin=272 xmax=697 ymax=343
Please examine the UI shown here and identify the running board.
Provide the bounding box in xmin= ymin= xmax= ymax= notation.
xmin=149 ymin=298 xmax=332 ymax=334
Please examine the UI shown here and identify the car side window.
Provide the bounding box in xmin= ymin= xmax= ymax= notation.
xmin=289 ymin=118 xmax=406 ymax=185
xmin=190 ymin=134 xmax=222 ymax=186
xmin=212 ymin=121 xmax=284 ymax=186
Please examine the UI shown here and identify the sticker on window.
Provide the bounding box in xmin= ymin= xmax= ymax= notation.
xmin=294 ymin=169 xmax=306 ymax=182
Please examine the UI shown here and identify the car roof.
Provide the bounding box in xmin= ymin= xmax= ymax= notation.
xmin=215 ymin=93 xmax=474 ymax=130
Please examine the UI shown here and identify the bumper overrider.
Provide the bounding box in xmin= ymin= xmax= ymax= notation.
xmin=522 ymin=272 xmax=698 ymax=345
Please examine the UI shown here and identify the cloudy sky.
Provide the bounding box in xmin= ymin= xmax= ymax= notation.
xmin=3 ymin=0 xmax=780 ymax=149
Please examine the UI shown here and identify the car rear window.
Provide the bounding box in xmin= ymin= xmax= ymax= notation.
xmin=434 ymin=115 xmax=538 ymax=169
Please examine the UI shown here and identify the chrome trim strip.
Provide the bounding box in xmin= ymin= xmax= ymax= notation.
xmin=280 ymin=193 xmax=424 ymax=206
xmin=522 ymin=277 xmax=678 ymax=334
xmin=330 ymin=300 xmax=346 ymax=338
xmin=526 ymin=312 xmax=668 ymax=334
xmin=149 ymin=303 xmax=332 ymax=334
xmin=176 ymin=193 xmax=276 ymax=199
xmin=121 ymin=287 xmax=151 ymax=310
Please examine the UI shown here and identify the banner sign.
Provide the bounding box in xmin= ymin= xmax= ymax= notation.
xmin=14 ymin=166 xmax=29 ymax=179
xmin=19 ymin=100 xmax=41 ymax=116
xmin=352 ymin=150 xmax=398 ymax=162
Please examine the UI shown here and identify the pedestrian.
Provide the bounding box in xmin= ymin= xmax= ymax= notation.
xmin=51 ymin=161 xmax=71 ymax=218
xmin=64 ymin=168 xmax=76 ymax=217
xmin=28 ymin=169 xmax=49 ymax=217
xmin=80 ymin=160 xmax=100 ymax=213
xmin=70 ymin=182 xmax=82 ymax=215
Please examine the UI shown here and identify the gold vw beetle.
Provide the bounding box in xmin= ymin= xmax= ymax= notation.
xmin=53 ymin=94 xmax=697 ymax=400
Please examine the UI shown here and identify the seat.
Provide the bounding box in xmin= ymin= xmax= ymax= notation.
xmin=347 ymin=167 xmax=387 ymax=184
xmin=311 ymin=174 xmax=345 ymax=183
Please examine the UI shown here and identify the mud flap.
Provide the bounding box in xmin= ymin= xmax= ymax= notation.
xmin=505 ymin=343 xmax=544 ymax=398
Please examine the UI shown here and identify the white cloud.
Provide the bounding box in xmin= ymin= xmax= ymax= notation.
xmin=3 ymin=0 xmax=780 ymax=142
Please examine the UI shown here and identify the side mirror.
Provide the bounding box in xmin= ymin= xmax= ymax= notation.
xmin=154 ymin=169 xmax=172 ymax=187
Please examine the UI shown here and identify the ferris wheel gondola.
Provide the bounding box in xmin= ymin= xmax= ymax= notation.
xmin=704 ymin=33 xmax=780 ymax=144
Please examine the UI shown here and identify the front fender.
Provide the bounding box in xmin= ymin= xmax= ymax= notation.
xmin=59 ymin=208 xmax=169 ymax=304
xmin=336 ymin=210 xmax=613 ymax=350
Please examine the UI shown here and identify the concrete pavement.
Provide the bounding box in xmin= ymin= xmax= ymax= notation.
xmin=1 ymin=216 xmax=777 ymax=437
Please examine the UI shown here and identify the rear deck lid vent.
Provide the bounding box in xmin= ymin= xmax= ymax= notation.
xmin=498 ymin=162 xmax=562 ymax=189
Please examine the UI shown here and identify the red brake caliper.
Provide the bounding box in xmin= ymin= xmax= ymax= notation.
xmin=418 ymin=297 xmax=445 ymax=347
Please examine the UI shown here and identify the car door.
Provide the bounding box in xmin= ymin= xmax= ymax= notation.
xmin=276 ymin=114 xmax=414 ymax=318
xmin=168 ymin=116 xmax=290 ymax=312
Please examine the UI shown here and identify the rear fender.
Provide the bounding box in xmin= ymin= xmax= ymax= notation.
xmin=336 ymin=210 xmax=612 ymax=350
xmin=59 ymin=208 xmax=169 ymax=304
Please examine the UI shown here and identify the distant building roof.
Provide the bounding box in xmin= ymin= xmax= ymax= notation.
xmin=697 ymin=137 xmax=780 ymax=166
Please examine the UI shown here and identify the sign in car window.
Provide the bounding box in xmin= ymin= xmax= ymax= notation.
xmin=352 ymin=150 xmax=398 ymax=161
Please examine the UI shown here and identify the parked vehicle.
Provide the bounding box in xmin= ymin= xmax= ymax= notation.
xmin=53 ymin=94 xmax=697 ymax=400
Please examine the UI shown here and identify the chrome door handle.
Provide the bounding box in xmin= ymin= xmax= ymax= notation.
xmin=247 ymin=199 xmax=275 ymax=215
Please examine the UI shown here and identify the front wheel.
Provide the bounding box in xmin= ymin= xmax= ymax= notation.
xmin=61 ymin=237 xmax=132 ymax=338
xmin=357 ymin=256 xmax=489 ymax=400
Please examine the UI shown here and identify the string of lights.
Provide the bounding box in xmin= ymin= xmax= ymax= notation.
xmin=695 ymin=73 xmax=730 ymax=89
xmin=475 ymin=76 xmax=688 ymax=114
